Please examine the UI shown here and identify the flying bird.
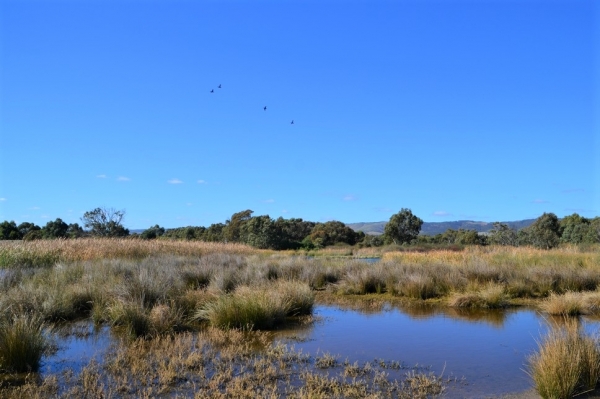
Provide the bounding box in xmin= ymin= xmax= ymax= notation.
xmin=263 ymin=106 xmax=267 ymax=111
xmin=210 ymin=89 xmax=214 ymax=93
xmin=218 ymin=84 xmax=221 ymax=89
xmin=291 ymin=120 xmax=294 ymax=124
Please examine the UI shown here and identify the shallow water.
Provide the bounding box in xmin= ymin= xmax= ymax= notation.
xmin=275 ymin=305 xmax=600 ymax=398
xmin=41 ymin=305 xmax=600 ymax=398
xmin=42 ymin=322 xmax=113 ymax=376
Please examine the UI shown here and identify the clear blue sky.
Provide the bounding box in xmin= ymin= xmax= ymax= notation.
xmin=1 ymin=0 xmax=598 ymax=229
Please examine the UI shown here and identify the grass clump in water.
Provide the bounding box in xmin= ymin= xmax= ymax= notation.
xmin=540 ymin=291 xmax=585 ymax=316
xmin=273 ymin=280 xmax=314 ymax=316
xmin=448 ymin=284 xmax=509 ymax=309
xmin=0 ymin=313 xmax=47 ymax=373
xmin=106 ymin=302 xmax=151 ymax=339
xmin=195 ymin=289 xmax=287 ymax=330
xmin=196 ymin=281 xmax=314 ymax=330
xmin=528 ymin=319 xmax=600 ymax=399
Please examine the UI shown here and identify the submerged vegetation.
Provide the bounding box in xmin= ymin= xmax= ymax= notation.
xmin=1 ymin=328 xmax=446 ymax=398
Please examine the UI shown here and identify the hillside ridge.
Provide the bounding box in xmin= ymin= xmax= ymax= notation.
xmin=347 ymin=219 xmax=536 ymax=236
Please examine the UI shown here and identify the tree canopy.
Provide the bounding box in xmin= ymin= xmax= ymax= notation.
xmin=81 ymin=207 xmax=129 ymax=237
xmin=383 ymin=208 xmax=423 ymax=245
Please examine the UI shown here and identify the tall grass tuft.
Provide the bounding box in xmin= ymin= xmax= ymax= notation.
xmin=195 ymin=280 xmax=313 ymax=330
xmin=528 ymin=319 xmax=600 ymax=398
xmin=396 ymin=273 xmax=440 ymax=300
xmin=448 ymin=284 xmax=509 ymax=309
xmin=273 ymin=280 xmax=314 ymax=316
xmin=0 ymin=313 xmax=47 ymax=373
xmin=106 ymin=302 xmax=151 ymax=339
xmin=541 ymin=292 xmax=585 ymax=316
xmin=195 ymin=290 xmax=287 ymax=330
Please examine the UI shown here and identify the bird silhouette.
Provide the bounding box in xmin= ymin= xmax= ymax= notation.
xmin=218 ymin=84 xmax=221 ymax=89
xmin=291 ymin=120 xmax=294 ymax=124
xmin=263 ymin=106 xmax=267 ymax=111
xmin=210 ymin=89 xmax=214 ymax=93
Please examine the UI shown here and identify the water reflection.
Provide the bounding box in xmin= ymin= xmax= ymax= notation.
xmin=394 ymin=304 xmax=510 ymax=327
xmin=42 ymin=321 xmax=113 ymax=376
xmin=274 ymin=305 xmax=600 ymax=398
xmin=38 ymin=304 xmax=600 ymax=398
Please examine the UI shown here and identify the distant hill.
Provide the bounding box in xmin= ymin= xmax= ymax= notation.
xmin=347 ymin=219 xmax=536 ymax=236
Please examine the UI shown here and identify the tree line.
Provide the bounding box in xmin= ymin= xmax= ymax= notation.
xmin=1 ymin=207 xmax=599 ymax=250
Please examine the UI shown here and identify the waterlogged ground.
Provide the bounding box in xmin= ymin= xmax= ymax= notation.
xmin=39 ymin=304 xmax=600 ymax=398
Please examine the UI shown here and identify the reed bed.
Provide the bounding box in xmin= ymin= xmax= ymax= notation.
xmin=383 ymin=245 xmax=600 ymax=269
xmin=0 ymin=238 xmax=258 ymax=268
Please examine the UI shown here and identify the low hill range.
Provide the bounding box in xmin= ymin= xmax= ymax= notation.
xmin=135 ymin=219 xmax=535 ymax=236
xmin=347 ymin=219 xmax=536 ymax=236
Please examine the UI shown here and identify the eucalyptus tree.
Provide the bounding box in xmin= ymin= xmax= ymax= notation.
xmin=559 ymin=213 xmax=598 ymax=244
xmin=0 ymin=221 xmax=21 ymax=240
xmin=81 ymin=207 xmax=129 ymax=237
xmin=383 ymin=208 xmax=423 ymax=245
xmin=489 ymin=222 xmax=519 ymax=246
xmin=519 ymin=212 xmax=560 ymax=249
xmin=42 ymin=218 xmax=69 ymax=239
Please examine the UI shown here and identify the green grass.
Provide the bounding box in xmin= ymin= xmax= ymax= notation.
xmin=0 ymin=313 xmax=47 ymax=373
xmin=195 ymin=290 xmax=287 ymax=330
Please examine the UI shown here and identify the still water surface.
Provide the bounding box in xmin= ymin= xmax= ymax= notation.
xmin=42 ymin=305 xmax=600 ymax=398
xmin=274 ymin=305 xmax=600 ymax=398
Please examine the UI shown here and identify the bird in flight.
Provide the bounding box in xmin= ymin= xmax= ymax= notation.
xmin=218 ymin=84 xmax=222 ymax=89
xmin=291 ymin=120 xmax=294 ymax=124
xmin=210 ymin=89 xmax=214 ymax=93
xmin=264 ymin=106 xmax=267 ymax=111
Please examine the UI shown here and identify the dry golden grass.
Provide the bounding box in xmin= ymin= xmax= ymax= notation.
xmin=0 ymin=238 xmax=259 ymax=267
xmin=540 ymin=292 xmax=586 ymax=316
xmin=528 ymin=319 xmax=600 ymax=399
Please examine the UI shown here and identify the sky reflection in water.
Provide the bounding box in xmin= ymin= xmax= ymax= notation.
xmin=276 ymin=305 xmax=600 ymax=398
xmin=41 ymin=305 xmax=600 ymax=398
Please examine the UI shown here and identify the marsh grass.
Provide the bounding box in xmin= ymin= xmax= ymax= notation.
xmin=335 ymin=262 xmax=388 ymax=295
xmin=541 ymin=292 xmax=586 ymax=316
xmin=0 ymin=239 xmax=256 ymax=268
xmin=0 ymin=313 xmax=47 ymax=373
xmin=196 ymin=290 xmax=288 ymax=330
xmin=272 ymin=280 xmax=314 ymax=316
xmin=528 ymin=319 xmax=600 ymax=399
xmin=196 ymin=280 xmax=314 ymax=330
xmin=315 ymin=352 xmax=338 ymax=369
xmin=396 ymin=273 xmax=440 ymax=300
xmin=106 ymin=302 xmax=151 ymax=339
xmin=448 ymin=284 xmax=509 ymax=309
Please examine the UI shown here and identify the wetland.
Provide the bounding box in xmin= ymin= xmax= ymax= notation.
xmin=1 ymin=239 xmax=600 ymax=398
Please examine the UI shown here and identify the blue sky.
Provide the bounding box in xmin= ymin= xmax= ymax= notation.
xmin=1 ymin=0 xmax=598 ymax=229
